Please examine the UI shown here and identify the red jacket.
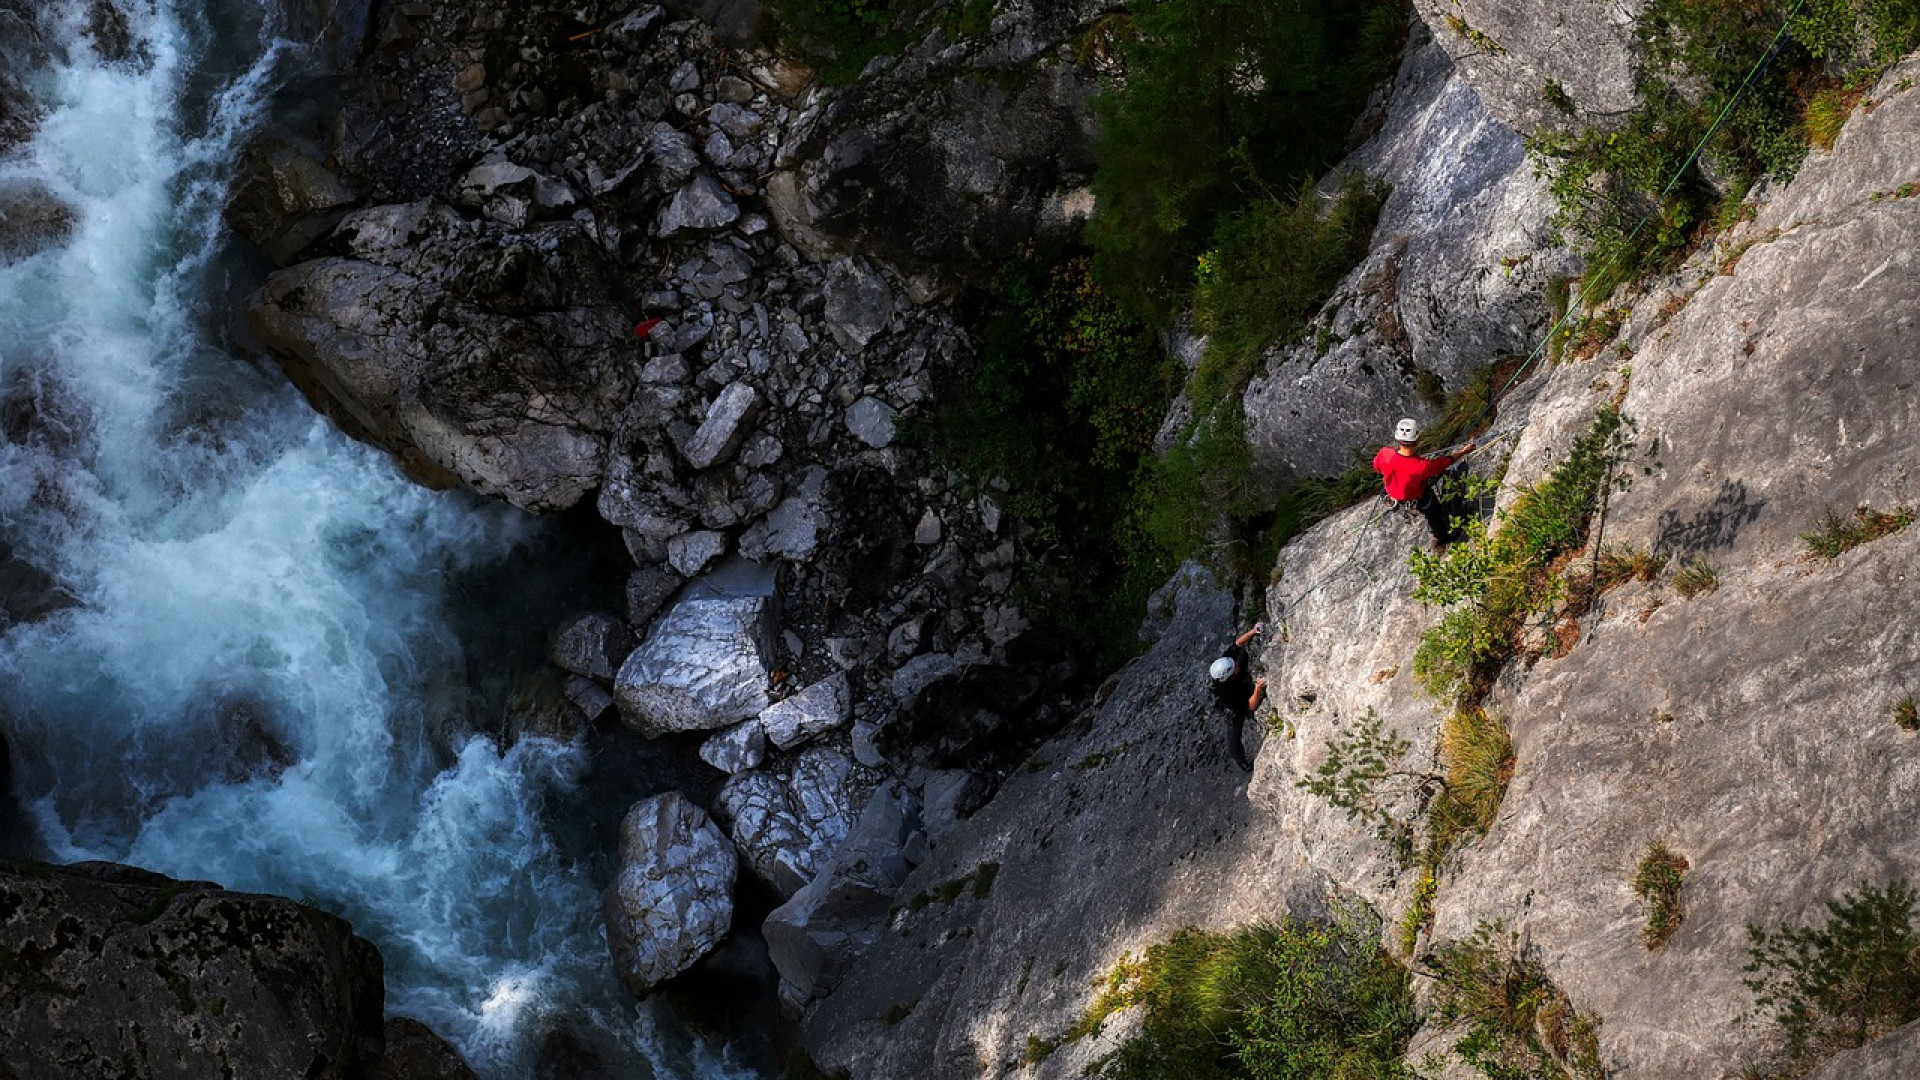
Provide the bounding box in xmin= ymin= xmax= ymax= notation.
xmin=1373 ymin=445 xmax=1453 ymax=502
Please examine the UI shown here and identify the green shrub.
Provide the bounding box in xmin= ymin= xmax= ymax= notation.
xmin=1087 ymin=0 xmax=1408 ymax=317
xmin=1078 ymin=919 xmax=1418 ymax=1080
xmin=1632 ymin=841 xmax=1689 ymax=949
xmin=1408 ymin=408 xmax=1633 ymax=706
xmin=764 ymin=0 xmax=923 ymax=83
xmin=1431 ymin=923 xmax=1605 ymax=1080
xmin=923 ymin=249 xmax=1177 ymax=674
xmin=1744 ymin=879 xmax=1920 ymax=1075
xmin=1536 ymin=0 xmax=1920 ymax=307
xmin=1297 ymin=710 xmax=1431 ymax=865
xmin=1188 ymin=173 xmax=1388 ymax=417
xmin=1896 ymin=697 xmax=1918 ymax=732
xmin=1799 ymin=505 xmax=1914 ymax=560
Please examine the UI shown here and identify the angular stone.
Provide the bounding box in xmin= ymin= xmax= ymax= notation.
xmin=680 ymin=382 xmax=761 ymax=470
xmin=715 ymin=746 xmax=860 ymax=897
xmin=919 ymin=769 xmax=991 ymax=844
xmin=739 ymin=466 xmax=828 ymax=562
xmin=912 ymin=509 xmax=942 ymax=546
xmin=667 ymin=529 xmax=728 ymax=577
xmin=759 ymin=672 xmax=853 ymax=750
xmin=891 ymin=652 xmax=962 ymax=710
xmin=699 ymin=719 xmax=767 ymax=775
xmin=823 ymin=259 xmax=896 ymax=353
xmin=551 ymin=612 xmax=633 ymax=682
xmin=562 ymin=675 xmax=614 ymax=722
xmin=844 ymin=396 xmax=897 ymax=449
xmin=764 ymin=783 xmax=922 ymax=1008
xmin=658 ymin=173 xmax=740 ymax=237
xmin=601 ymin=793 xmax=737 ymax=996
xmin=614 ymin=560 xmax=777 ymax=736
xmin=625 ymin=564 xmax=684 ymax=629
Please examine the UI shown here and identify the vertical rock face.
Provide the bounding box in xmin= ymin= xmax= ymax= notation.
xmin=1242 ymin=24 xmax=1578 ymax=479
xmin=0 ymin=861 xmax=386 ymax=1080
xmin=601 ymin=793 xmax=739 ymax=996
xmin=1411 ymin=0 xmax=1645 ymax=133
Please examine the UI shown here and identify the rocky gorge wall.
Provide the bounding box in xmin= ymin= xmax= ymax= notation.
xmin=6 ymin=0 xmax=1918 ymax=1076
xmin=799 ymin=19 xmax=1920 ymax=1080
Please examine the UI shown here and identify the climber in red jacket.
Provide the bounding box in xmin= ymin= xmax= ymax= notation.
xmin=1374 ymin=418 xmax=1475 ymax=546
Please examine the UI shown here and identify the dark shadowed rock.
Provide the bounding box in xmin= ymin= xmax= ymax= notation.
xmin=0 ymin=860 xmax=385 ymax=1080
xmin=551 ymin=612 xmax=634 ymax=681
xmin=764 ymin=782 xmax=922 ymax=1009
xmin=367 ymin=1017 xmax=480 ymax=1080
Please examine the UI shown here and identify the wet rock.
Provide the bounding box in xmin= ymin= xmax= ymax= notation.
xmin=225 ymin=139 xmax=363 ymax=266
xmin=551 ymin=612 xmax=634 ymax=681
xmin=716 ymin=745 xmax=861 ymax=897
xmin=562 ymin=675 xmax=614 ymax=722
xmin=844 ymin=396 xmax=897 ymax=449
xmin=0 ymin=181 xmax=76 ymax=264
xmin=0 ymin=548 xmax=79 ymax=629
xmin=680 ymin=382 xmax=761 ymax=469
xmin=759 ymin=672 xmax=852 ymax=750
xmin=764 ymin=782 xmax=922 ymax=1009
xmin=0 ymin=861 xmax=385 ymax=1080
xmin=367 ymin=1017 xmax=480 ymax=1080
xmin=601 ymin=792 xmax=738 ymax=996
xmin=614 ymin=558 xmax=776 ymax=735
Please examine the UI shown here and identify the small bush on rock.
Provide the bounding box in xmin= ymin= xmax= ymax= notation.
xmin=1799 ymin=505 xmax=1914 ymax=560
xmin=1070 ymin=918 xmax=1418 ymax=1080
xmin=1430 ymin=923 xmax=1605 ymax=1080
xmin=1633 ymin=841 xmax=1689 ymax=949
xmin=1744 ymin=879 xmax=1920 ymax=1076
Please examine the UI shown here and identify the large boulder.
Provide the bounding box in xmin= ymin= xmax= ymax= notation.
xmin=614 ymin=558 xmax=778 ymax=735
xmin=601 ymin=793 xmax=739 ymax=997
xmin=0 ymin=860 xmax=385 ymax=1080
xmin=764 ymin=782 xmax=923 ymax=1009
xmin=715 ymin=745 xmax=863 ymax=897
xmin=767 ymin=0 xmax=1115 ymax=274
xmin=246 ymin=200 xmax=639 ymax=511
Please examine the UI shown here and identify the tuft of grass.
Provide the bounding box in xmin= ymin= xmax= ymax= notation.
xmin=1671 ymin=558 xmax=1720 ymax=598
xmin=1800 ymin=505 xmax=1914 ymax=560
xmin=1429 ymin=707 xmax=1515 ymax=857
xmin=1894 ymin=697 xmax=1917 ymax=732
xmin=1804 ymin=80 xmax=1868 ymax=149
xmin=1594 ymin=545 xmax=1667 ymax=590
xmin=1633 ymin=841 xmax=1689 ymax=949
xmin=1399 ymin=867 xmax=1438 ymax=956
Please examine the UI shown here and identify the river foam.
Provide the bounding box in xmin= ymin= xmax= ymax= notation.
xmin=0 ymin=3 xmax=754 ymax=1076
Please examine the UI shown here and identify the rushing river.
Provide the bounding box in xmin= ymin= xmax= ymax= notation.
xmin=0 ymin=3 xmax=757 ymax=1076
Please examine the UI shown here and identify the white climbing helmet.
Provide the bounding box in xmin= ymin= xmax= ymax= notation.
xmin=1394 ymin=417 xmax=1419 ymax=443
xmin=1209 ymin=656 xmax=1237 ymax=681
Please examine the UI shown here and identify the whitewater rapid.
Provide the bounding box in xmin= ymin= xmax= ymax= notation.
xmin=0 ymin=3 xmax=754 ymax=1076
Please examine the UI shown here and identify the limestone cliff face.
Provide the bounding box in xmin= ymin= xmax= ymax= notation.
xmin=802 ymin=34 xmax=1920 ymax=1080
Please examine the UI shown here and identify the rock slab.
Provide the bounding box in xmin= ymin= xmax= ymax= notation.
xmin=601 ymin=793 xmax=739 ymax=996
